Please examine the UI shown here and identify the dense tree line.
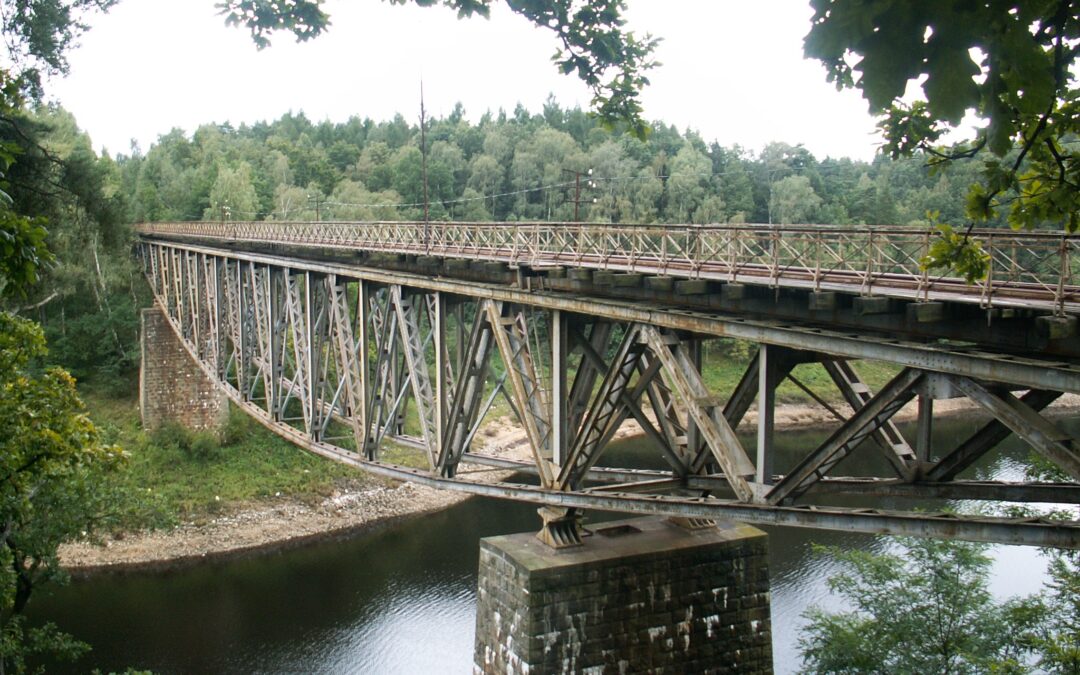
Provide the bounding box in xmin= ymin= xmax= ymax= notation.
xmin=12 ymin=97 xmax=1003 ymax=392
xmin=116 ymin=98 xmax=1003 ymax=230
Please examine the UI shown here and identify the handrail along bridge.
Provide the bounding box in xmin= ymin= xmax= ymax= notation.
xmin=136 ymin=220 xmax=1080 ymax=549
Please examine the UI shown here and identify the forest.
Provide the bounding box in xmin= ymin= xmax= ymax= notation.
xmin=13 ymin=98 xmax=1006 ymax=394
xmin=122 ymin=98 xmax=998 ymax=228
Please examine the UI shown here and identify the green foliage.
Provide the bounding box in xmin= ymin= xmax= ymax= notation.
xmin=217 ymin=0 xmax=659 ymax=137
xmin=1035 ymin=552 xmax=1080 ymax=672
xmin=0 ymin=616 xmax=90 ymax=674
xmin=805 ymin=0 xmax=1080 ymax=248
xmin=0 ymin=312 xmax=126 ymax=670
xmin=149 ymin=423 xmax=224 ymax=463
xmin=800 ymin=538 xmax=1043 ymax=674
xmin=770 ymin=175 xmax=822 ymax=225
xmin=119 ymin=100 xmax=1002 ymax=231
xmin=920 ymin=219 xmax=991 ymax=283
xmin=0 ymin=0 xmax=117 ymax=101
xmin=0 ymin=212 xmax=51 ymax=299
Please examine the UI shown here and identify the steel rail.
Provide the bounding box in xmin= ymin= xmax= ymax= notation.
xmin=137 ymin=221 xmax=1080 ymax=315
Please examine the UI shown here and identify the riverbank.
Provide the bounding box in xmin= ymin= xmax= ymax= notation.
xmin=60 ymin=394 xmax=1080 ymax=575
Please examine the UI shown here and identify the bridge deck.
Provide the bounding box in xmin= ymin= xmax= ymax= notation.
xmin=138 ymin=221 xmax=1080 ymax=316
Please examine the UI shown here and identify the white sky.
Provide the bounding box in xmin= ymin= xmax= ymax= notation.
xmin=49 ymin=0 xmax=885 ymax=161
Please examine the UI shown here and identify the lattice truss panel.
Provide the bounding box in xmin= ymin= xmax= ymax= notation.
xmin=142 ymin=242 xmax=1080 ymax=549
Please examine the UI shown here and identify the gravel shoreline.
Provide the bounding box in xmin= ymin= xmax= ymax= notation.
xmin=61 ymin=395 xmax=1080 ymax=575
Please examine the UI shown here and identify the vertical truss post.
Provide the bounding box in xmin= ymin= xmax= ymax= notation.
xmin=147 ymin=244 xmax=160 ymax=296
xmin=213 ymin=257 xmax=226 ymax=380
xmin=304 ymin=272 xmax=319 ymax=438
xmin=285 ymin=270 xmax=312 ymax=434
xmin=170 ymin=249 xmax=183 ymax=323
xmin=268 ymin=267 xmax=285 ymax=422
xmin=222 ymin=259 xmax=240 ymax=392
xmin=756 ymin=344 xmax=776 ymax=485
xmin=566 ymin=322 xmax=612 ymax=447
xmin=179 ymin=251 xmax=193 ymax=341
xmin=250 ymin=265 xmax=270 ymax=407
xmin=438 ymin=299 xmax=494 ymax=476
xmin=305 ymin=271 xmax=327 ymax=442
xmin=926 ymin=389 xmax=1062 ymax=481
xmin=556 ymin=324 xmax=647 ymax=491
xmin=327 ymin=274 xmax=363 ymax=450
xmin=551 ymin=309 xmax=568 ymax=468
xmin=433 ymin=292 xmax=447 ymax=458
xmin=240 ymin=261 xmax=257 ymax=401
xmin=357 ymin=279 xmax=372 ymax=455
xmin=685 ymin=338 xmax=703 ymax=468
xmin=916 ymin=394 xmax=933 ymax=470
xmin=193 ymin=253 xmax=207 ymax=359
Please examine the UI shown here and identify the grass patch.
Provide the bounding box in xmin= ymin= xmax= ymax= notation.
xmin=78 ymin=388 xmax=372 ymax=530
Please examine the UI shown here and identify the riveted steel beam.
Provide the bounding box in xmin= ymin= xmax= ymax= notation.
xmin=136 ymin=240 xmax=1080 ymax=549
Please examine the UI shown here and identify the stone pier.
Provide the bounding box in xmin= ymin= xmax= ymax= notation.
xmin=474 ymin=517 xmax=772 ymax=674
xmin=139 ymin=307 xmax=228 ymax=430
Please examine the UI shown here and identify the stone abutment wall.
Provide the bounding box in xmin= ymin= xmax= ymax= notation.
xmin=139 ymin=307 xmax=227 ymax=431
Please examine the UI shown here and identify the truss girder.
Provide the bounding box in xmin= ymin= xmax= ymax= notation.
xmin=566 ymin=322 xmax=613 ymax=447
xmin=556 ymin=324 xmax=646 ymax=490
xmin=949 ymin=377 xmax=1080 ymax=482
xmin=824 ymin=359 xmax=917 ymax=476
xmin=134 ymin=240 xmax=1080 ymax=549
xmin=438 ymin=302 xmax=494 ymax=477
xmin=767 ymin=368 xmax=924 ymax=504
xmin=641 ymin=326 xmax=757 ymax=502
xmin=926 ymin=389 xmax=1063 ymax=482
xmin=392 ymin=287 xmax=438 ymax=467
xmin=485 ymin=300 xmax=555 ymax=487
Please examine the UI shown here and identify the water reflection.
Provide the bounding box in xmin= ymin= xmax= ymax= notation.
xmin=31 ymin=413 xmax=1066 ymax=674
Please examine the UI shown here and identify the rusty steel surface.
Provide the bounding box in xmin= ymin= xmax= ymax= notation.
xmin=137 ymin=220 xmax=1080 ymax=316
xmin=139 ymin=238 xmax=1080 ymax=395
xmin=136 ymin=237 xmax=1080 ymax=549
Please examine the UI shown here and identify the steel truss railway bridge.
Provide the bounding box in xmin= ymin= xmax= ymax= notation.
xmin=137 ymin=221 xmax=1080 ymax=550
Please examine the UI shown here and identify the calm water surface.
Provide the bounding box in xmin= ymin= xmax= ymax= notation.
xmin=31 ymin=415 xmax=1065 ymax=674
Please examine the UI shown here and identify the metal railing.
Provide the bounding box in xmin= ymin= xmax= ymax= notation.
xmin=136 ymin=221 xmax=1080 ymax=315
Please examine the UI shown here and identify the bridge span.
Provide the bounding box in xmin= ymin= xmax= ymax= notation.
xmin=136 ymin=221 xmax=1080 ymax=550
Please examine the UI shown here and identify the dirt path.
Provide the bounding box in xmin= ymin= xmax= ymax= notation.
xmin=60 ymin=394 xmax=1080 ymax=575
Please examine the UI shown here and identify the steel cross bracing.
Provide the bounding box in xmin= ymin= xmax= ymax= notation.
xmin=138 ymin=238 xmax=1080 ymax=549
xmin=138 ymin=221 xmax=1080 ymax=316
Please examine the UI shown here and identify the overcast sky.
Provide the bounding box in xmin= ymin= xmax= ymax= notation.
xmin=49 ymin=0 xmax=886 ymax=161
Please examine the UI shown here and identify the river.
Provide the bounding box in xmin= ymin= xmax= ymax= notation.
xmin=31 ymin=414 xmax=1067 ymax=673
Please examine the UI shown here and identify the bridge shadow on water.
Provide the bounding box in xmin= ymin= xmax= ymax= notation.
xmin=30 ymin=413 xmax=1063 ymax=674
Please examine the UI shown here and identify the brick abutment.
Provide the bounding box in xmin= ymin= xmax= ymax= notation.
xmin=139 ymin=307 xmax=228 ymax=431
